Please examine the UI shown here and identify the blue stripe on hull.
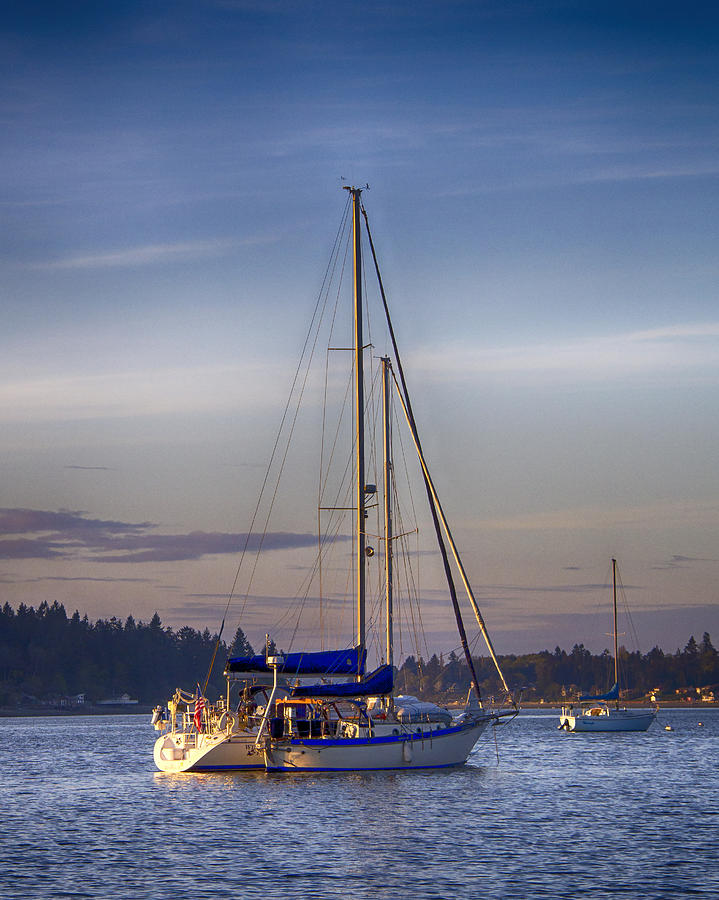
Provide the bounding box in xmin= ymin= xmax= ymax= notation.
xmin=265 ymin=761 xmax=466 ymax=773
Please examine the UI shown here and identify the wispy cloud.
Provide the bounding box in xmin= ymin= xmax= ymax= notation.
xmin=474 ymin=498 xmax=719 ymax=533
xmin=90 ymin=530 xmax=321 ymax=563
xmin=6 ymin=322 xmax=716 ymax=426
xmin=0 ymin=362 xmax=288 ymax=422
xmin=0 ymin=508 xmax=151 ymax=562
xmin=652 ymin=554 xmax=719 ymax=570
xmin=0 ymin=538 xmax=67 ymax=560
xmin=0 ymin=507 xmax=331 ymax=563
xmin=34 ymin=238 xmax=240 ymax=270
xmin=0 ymin=508 xmax=150 ymax=536
xmin=26 ymin=575 xmax=155 ymax=584
xmin=414 ymin=322 xmax=719 ymax=383
xmin=482 ymin=582 xmax=638 ymax=594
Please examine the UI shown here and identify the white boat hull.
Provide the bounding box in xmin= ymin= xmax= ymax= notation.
xmin=153 ymin=730 xmax=263 ymax=772
xmin=559 ymin=707 xmax=656 ymax=733
xmin=264 ymin=719 xmax=489 ymax=772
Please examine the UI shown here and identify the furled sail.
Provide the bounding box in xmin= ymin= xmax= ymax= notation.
xmin=289 ymin=664 xmax=393 ymax=698
xmin=225 ymin=647 xmax=366 ymax=676
xmin=579 ymin=682 xmax=619 ymax=702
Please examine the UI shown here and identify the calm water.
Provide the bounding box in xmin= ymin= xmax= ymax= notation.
xmin=1 ymin=708 xmax=717 ymax=899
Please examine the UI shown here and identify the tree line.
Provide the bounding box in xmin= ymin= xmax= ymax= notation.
xmin=397 ymin=633 xmax=719 ymax=703
xmin=1 ymin=601 xmax=717 ymax=707
xmin=0 ymin=601 xmax=253 ymax=708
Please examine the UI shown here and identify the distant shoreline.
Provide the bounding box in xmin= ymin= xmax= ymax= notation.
xmin=0 ymin=705 xmax=153 ymax=718
xmin=516 ymin=700 xmax=719 ymax=709
xmin=445 ymin=698 xmax=719 ymax=710
xmin=3 ymin=699 xmax=717 ymax=717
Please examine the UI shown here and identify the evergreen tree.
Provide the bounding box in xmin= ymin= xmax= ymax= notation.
xmin=229 ymin=626 xmax=254 ymax=657
xmin=1 ymin=603 xmax=715 ymax=707
xmin=699 ymin=632 xmax=718 ymax=685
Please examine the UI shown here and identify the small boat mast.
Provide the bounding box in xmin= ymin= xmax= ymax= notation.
xmin=612 ymin=557 xmax=619 ymax=709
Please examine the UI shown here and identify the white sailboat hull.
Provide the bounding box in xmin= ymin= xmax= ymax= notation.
xmin=264 ymin=719 xmax=490 ymax=772
xmin=559 ymin=560 xmax=656 ymax=735
xmin=153 ymin=730 xmax=263 ymax=772
xmin=559 ymin=707 xmax=656 ymax=732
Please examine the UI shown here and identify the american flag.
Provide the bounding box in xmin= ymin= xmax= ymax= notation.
xmin=194 ymin=694 xmax=206 ymax=732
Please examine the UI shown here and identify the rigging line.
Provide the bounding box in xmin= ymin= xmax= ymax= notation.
xmin=317 ymin=444 xmax=358 ymax=646
xmin=389 ymin=348 xmax=510 ymax=700
xmin=318 ymin=223 xmax=352 ymax=648
xmin=320 ymin=218 xmax=354 ymax=494
xmin=319 ymin=367 xmax=354 ymax=508
xmin=270 ymin=500 xmax=349 ymax=635
xmin=398 ymin=509 xmax=430 ymax=664
xmin=292 ymin=500 xmax=356 ymax=649
xmin=286 ymin=506 xmax=353 ymax=648
xmin=616 ymin=563 xmax=642 ymax=653
xmin=273 ymin=538 xmax=325 ymax=634
xmin=392 ymin=476 xmax=429 ymax=663
xmin=392 ymin=417 xmax=420 ymax=581
xmin=361 ymin=206 xmax=488 ymax=703
xmin=235 ymin=206 xmax=352 ymax=626
xmin=317 ymin=363 xmax=356 ymax=574
xmin=390 ymin=363 xmax=491 ymax=697
xmin=318 ymin=423 xmax=355 ymax=601
xmin=393 ymin=384 xmax=419 ymax=541
xmin=386 ymin=378 xmax=429 ymax=668
xmin=402 ymin=502 xmax=426 ymax=672
xmin=202 ymin=197 xmax=351 ymax=692
xmin=394 ymin=505 xmax=425 ymax=668
xmin=392 ymin=436 xmax=424 ymax=668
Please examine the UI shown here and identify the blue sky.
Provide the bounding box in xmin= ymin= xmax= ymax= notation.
xmin=2 ymin=0 xmax=719 ymax=659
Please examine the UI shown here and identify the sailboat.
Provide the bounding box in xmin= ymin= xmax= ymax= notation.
xmin=559 ymin=558 xmax=657 ymax=733
xmin=252 ymin=186 xmax=516 ymax=771
xmin=152 ymin=186 xmax=517 ymax=773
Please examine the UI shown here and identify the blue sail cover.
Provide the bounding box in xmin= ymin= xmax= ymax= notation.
xmin=290 ymin=664 xmax=393 ymax=698
xmin=226 ymin=647 xmax=365 ymax=676
xmin=580 ymin=682 xmax=620 ymax=702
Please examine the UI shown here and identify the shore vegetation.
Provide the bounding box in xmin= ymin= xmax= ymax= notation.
xmin=1 ymin=602 xmax=717 ymax=710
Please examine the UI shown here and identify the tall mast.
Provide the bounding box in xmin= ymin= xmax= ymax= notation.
xmin=612 ymin=557 xmax=619 ymax=707
xmin=381 ymin=357 xmax=393 ymax=671
xmin=346 ymin=186 xmax=366 ymax=656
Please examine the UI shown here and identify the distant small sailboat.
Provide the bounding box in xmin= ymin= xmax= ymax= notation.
xmin=559 ymin=559 xmax=657 ymax=733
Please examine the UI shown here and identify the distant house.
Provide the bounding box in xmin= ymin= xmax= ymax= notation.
xmin=97 ymin=693 xmax=139 ymax=706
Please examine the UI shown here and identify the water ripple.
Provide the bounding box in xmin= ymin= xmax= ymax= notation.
xmin=1 ymin=710 xmax=717 ymax=899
